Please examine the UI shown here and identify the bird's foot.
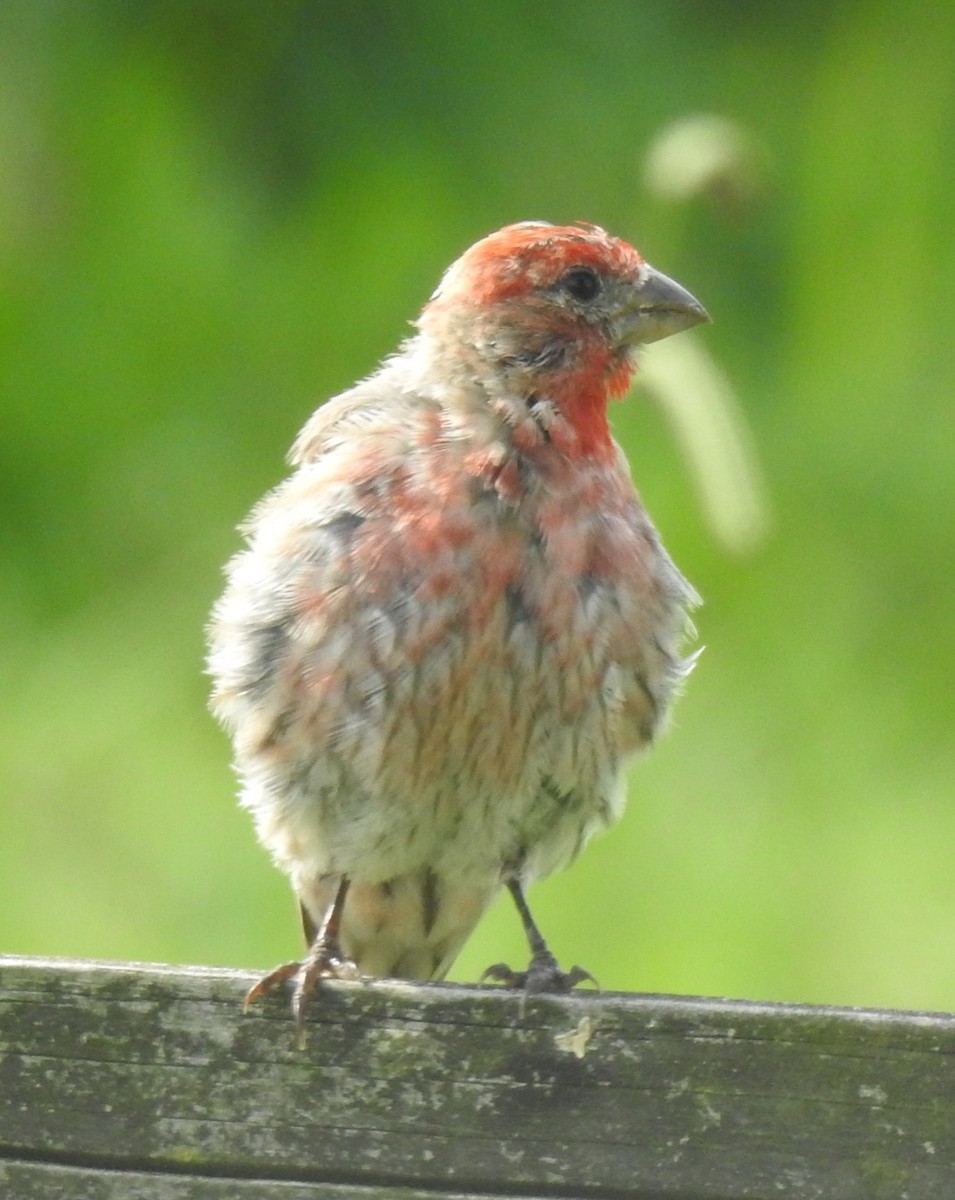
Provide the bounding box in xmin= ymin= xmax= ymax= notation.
xmin=481 ymin=947 xmax=597 ymax=1004
xmin=243 ymin=936 xmax=361 ymax=1049
xmin=243 ymin=959 xmax=303 ymax=1009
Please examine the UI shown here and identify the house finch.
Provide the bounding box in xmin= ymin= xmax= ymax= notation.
xmin=208 ymin=221 xmax=707 ymax=1041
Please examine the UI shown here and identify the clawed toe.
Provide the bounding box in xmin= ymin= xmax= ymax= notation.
xmin=244 ymin=941 xmax=360 ymax=1048
xmin=243 ymin=960 xmax=303 ymax=1011
xmin=481 ymin=950 xmax=598 ymax=997
xmin=480 ymin=961 xmax=525 ymax=988
xmin=242 ymin=876 xmax=360 ymax=1047
xmin=290 ymin=948 xmax=360 ymax=1047
xmin=483 ymin=878 xmax=599 ymax=1007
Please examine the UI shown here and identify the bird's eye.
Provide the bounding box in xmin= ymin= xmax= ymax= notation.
xmin=560 ymin=267 xmax=601 ymax=303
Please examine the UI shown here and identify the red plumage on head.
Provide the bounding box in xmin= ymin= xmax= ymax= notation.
xmin=419 ymin=222 xmax=648 ymax=459
xmin=431 ymin=221 xmax=644 ymax=307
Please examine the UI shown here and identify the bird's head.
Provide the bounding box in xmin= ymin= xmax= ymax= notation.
xmin=418 ymin=222 xmax=708 ymax=456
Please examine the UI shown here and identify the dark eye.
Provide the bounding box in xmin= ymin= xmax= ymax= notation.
xmin=560 ymin=267 xmax=601 ymax=303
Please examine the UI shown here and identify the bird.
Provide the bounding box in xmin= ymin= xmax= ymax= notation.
xmin=207 ymin=221 xmax=707 ymax=1042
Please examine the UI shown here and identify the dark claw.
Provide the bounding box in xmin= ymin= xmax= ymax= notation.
xmin=243 ymin=960 xmax=302 ymax=1010
xmin=490 ymin=876 xmax=598 ymax=1006
xmin=244 ymin=944 xmax=360 ymax=1049
xmin=554 ymin=964 xmax=598 ymax=992
xmin=480 ymin=961 xmax=523 ymax=987
xmin=290 ymin=950 xmax=361 ymax=1048
xmin=244 ymin=876 xmax=358 ymax=1048
xmin=481 ymin=949 xmax=598 ymax=997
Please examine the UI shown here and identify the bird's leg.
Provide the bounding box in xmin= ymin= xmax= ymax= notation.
xmin=243 ymin=876 xmax=360 ymax=1047
xmin=481 ymin=877 xmax=597 ymax=1001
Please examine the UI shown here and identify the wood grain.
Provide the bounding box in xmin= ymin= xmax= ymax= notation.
xmin=1 ymin=956 xmax=952 ymax=1198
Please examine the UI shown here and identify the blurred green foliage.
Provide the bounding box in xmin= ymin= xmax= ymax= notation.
xmin=2 ymin=0 xmax=953 ymax=1013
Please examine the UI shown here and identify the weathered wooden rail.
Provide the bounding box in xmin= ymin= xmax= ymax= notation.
xmin=0 ymin=955 xmax=952 ymax=1197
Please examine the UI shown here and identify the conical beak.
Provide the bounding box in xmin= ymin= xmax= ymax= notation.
xmin=617 ymin=265 xmax=710 ymax=346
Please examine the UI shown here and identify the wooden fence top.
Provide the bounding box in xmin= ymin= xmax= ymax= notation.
xmin=0 ymin=954 xmax=952 ymax=1198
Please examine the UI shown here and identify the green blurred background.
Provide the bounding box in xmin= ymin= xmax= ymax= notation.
xmin=2 ymin=1 xmax=953 ymax=1014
